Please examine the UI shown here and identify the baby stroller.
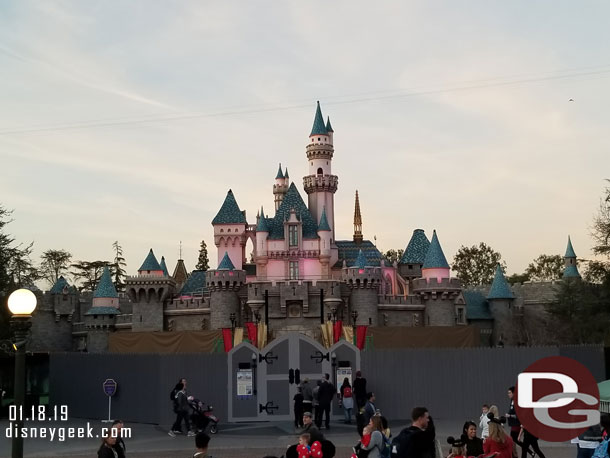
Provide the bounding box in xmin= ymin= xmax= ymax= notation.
xmin=188 ymin=398 xmax=219 ymax=434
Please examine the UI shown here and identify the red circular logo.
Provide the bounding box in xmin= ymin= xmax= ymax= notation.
xmin=515 ymin=356 xmax=600 ymax=442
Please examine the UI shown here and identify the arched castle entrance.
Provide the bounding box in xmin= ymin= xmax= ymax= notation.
xmin=227 ymin=332 xmax=360 ymax=422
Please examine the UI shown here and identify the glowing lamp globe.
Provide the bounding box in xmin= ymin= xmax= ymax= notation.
xmin=8 ymin=288 xmax=37 ymax=316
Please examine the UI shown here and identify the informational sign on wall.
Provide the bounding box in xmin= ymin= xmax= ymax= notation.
xmin=336 ymin=367 xmax=352 ymax=394
xmin=237 ymin=369 xmax=253 ymax=397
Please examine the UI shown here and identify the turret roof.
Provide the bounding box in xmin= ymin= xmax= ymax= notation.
xmin=463 ymin=290 xmax=494 ymax=320
xmin=160 ymin=256 xmax=169 ymax=276
xmin=212 ymin=190 xmax=247 ymax=225
xmin=422 ymin=230 xmax=450 ymax=269
xmin=335 ymin=240 xmax=384 ymax=268
xmin=565 ymin=236 xmax=577 ymax=258
xmin=269 ymin=182 xmax=318 ymax=239
xmin=172 ymin=259 xmax=189 ymax=285
xmin=275 ymin=163 xmax=284 ymax=179
xmin=563 ymin=265 xmax=581 ymax=278
xmin=50 ymin=276 xmax=70 ymax=294
xmin=400 ymin=229 xmax=430 ymax=264
xmin=318 ymin=207 xmax=331 ymax=232
xmin=179 ymin=270 xmax=207 ymax=296
xmin=284 ymin=168 xmax=289 ymax=179
xmin=487 ymin=264 xmax=515 ymax=300
xmin=352 ymin=249 xmax=369 ymax=269
xmin=310 ymin=101 xmax=328 ymax=136
xmin=326 ymin=116 xmax=334 ymax=133
xmin=217 ymin=252 xmax=235 ymax=271
xmin=257 ymin=207 xmax=270 ymax=232
xmin=139 ymin=249 xmax=162 ymax=272
xmin=93 ymin=265 xmax=118 ymax=299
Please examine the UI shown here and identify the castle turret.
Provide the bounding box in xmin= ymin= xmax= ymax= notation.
xmin=344 ymin=249 xmax=382 ymax=326
xmin=563 ymin=235 xmax=581 ymax=279
xmin=303 ymin=102 xmax=338 ymax=243
xmin=487 ymin=263 xmax=515 ymax=346
xmin=212 ymin=189 xmax=248 ymax=269
xmin=413 ymin=230 xmax=461 ymax=326
xmin=318 ymin=206 xmax=332 ymax=278
xmin=85 ymin=265 xmax=120 ymax=352
xmin=353 ymin=190 xmax=363 ymax=244
xmin=398 ymin=229 xmax=430 ymax=288
xmin=160 ymin=256 xmax=170 ymax=277
xmin=172 ymin=258 xmax=189 ymax=291
xmin=255 ymin=207 xmax=270 ymax=279
xmin=206 ymin=252 xmax=246 ymax=329
xmin=126 ymin=249 xmax=176 ymax=331
xmin=273 ymin=164 xmax=289 ymax=211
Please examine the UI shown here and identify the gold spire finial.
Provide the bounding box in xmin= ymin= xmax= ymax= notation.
xmin=354 ymin=190 xmax=363 ymax=243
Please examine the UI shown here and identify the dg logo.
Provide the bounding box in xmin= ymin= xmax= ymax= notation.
xmin=515 ymin=356 xmax=600 ymax=442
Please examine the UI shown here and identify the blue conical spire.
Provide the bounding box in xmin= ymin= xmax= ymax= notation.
xmin=212 ymin=190 xmax=248 ymax=224
xmin=310 ymin=101 xmax=328 ymax=136
xmin=217 ymin=252 xmax=235 ymax=271
xmin=352 ymin=249 xmax=368 ymax=269
xmin=139 ymin=249 xmax=162 ymax=272
xmin=487 ymin=264 xmax=514 ymax=300
xmin=284 ymin=167 xmax=289 ymax=179
xmin=275 ymin=163 xmax=284 ymax=179
xmin=400 ymin=229 xmax=430 ymax=264
xmin=422 ymin=230 xmax=450 ymax=269
xmin=94 ymin=265 xmax=118 ymax=298
xmin=160 ymin=256 xmax=169 ymax=276
xmin=318 ymin=207 xmax=331 ymax=232
xmin=326 ymin=116 xmax=334 ymax=133
xmin=565 ymin=236 xmax=577 ymax=258
xmin=257 ymin=207 xmax=270 ymax=232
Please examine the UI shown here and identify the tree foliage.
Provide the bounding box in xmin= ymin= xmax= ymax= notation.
xmin=196 ymin=240 xmax=209 ymax=271
xmin=451 ymin=242 xmax=506 ymax=287
xmin=71 ymin=260 xmax=110 ymax=292
xmin=507 ymin=272 xmax=530 ymax=285
xmin=112 ymin=241 xmax=127 ymax=291
xmin=592 ymin=179 xmax=610 ymax=257
xmin=40 ymin=249 xmax=72 ymax=286
xmin=525 ymin=254 xmax=563 ymax=281
xmin=384 ymin=249 xmax=404 ymax=265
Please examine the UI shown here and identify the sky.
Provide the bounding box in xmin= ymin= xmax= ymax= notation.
xmin=1 ymin=1 xmax=610 ymax=288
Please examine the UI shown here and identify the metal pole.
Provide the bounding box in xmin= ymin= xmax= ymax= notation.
xmin=320 ymin=288 xmax=324 ymax=324
xmin=12 ymin=319 xmax=29 ymax=458
xmin=264 ymin=290 xmax=269 ymax=341
xmin=108 ymin=396 xmax=112 ymax=422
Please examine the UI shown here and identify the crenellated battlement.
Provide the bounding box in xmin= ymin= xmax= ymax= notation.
xmin=303 ymin=174 xmax=338 ymax=194
xmin=206 ymin=269 xmax=246 ymax=291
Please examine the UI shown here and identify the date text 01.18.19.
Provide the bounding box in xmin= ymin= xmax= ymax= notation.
xmin=9 ymin=405 xmax=68 ymax=422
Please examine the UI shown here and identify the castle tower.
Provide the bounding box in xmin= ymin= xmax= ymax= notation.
xmin=85 ymin=265 xmax=120 ymax=352
xmin=344 ymin=249 xmax=381 ymax=326
xmin=160 ymin=256 xmax=170 ymax=276
xmin=303 ymin=102 xmax=338 ymax=243
xmin=398 ymin=229 xmax=430 ymax=289
xmin=487 ymin=263 xmax=515 ymax=346
xmin=172 ymin=258 xmax=189 ymax=292
xmin=273 ymin=164 xmax=289 ymax=211
xmin=212 ymin=189 xmax=248 ymax=269
xmin=353 ymin=190 xmax=363 ymax=244
xmin=126 ymin=249 xmax=176 ymax=331
xmin=413 ymin=230 xmax=461 ymax=326
xmin=318 ymin=207 xmax=332 ymax=277
xmin=255 ymin=206 xmax=270 ymax=279
xmin=563 ymin=235 xmax=581 ymax=279
xmin=206 ymin=252 xmax=246 ymax=329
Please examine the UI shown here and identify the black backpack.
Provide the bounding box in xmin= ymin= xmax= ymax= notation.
xmin=390 ymin=428 xmax=413 ymax=458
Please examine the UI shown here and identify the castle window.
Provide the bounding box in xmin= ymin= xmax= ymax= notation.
xmin=289 ymin=261 xmax=299 ymax=280
xmin=220 ymin=229 xmax=224 ymax=233
xmin=227 ymin=229 xmax=231 ymax=232
xmin=317 ymin=168 xmax=323 ymax=176
xmin=318 ymin=137 xmax=320 ymax=141
xmin=457 ymin=307 xmax=465 ymax=324
xmin=408 ymin=265 xmax=413 ymax=269
xmin=289 ymin=225 xmax=298 ymax=247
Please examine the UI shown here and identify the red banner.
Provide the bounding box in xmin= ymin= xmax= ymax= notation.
xmin=356 ymin=325 xmax=368 ymax=350
xmin=245 ymin=322 xmax=258 ymax=348
xmin=333 ymin=320 xmax=342 ymax=343
xmin=221 ymin=328 xmax=233 ymax=352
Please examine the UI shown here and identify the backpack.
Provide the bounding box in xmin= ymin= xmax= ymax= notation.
xmin=390 ymin=428 xmax=413 ymax=458
xmin=344 ymin=386 xmax=353 ymax=398
xmin=593 ymin=438 xmax=610 ymax=458
xmin=380 ymin=434 xmax=391 ymax=458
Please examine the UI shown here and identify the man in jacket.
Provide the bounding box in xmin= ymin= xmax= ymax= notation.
xmin=302 ymin=411 xmax=325 ymax=444
xmin=506 ymin=386 xmax=526 ymax=452
xmin=353 ymin=370 xmax=367 ymax=411
xmin=301 ymin=379 xmax=313 ymax=417
xmin=393 ymin=407 xmax=436 ymax=458
xmin=317 ymin=373 xmax=335 ymax=429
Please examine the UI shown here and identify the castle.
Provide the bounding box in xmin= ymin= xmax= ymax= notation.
xmin=27 ymin=103 xmax=582 ymax=353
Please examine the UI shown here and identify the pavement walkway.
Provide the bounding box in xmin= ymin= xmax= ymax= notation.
xmin=1 ymin=417 xmax=578 ymax=458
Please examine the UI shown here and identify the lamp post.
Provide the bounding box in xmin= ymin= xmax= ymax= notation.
xmin=8 ymin=288 xmax=37 ymax=458
xmin=351 ymin=310 xmax=358 ymax=346
xmin=229 ymin=313 xmax=236 ymax=333
xmin=251 ymin=352 xmax=258 ymax=395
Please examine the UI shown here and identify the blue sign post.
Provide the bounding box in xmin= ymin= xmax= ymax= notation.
xmin=102 ymin=378 xmax=117 ymax=423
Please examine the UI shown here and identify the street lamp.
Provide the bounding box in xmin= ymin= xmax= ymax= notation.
xmin=229 ymin=313 xmax=236 ymax=332
xmin=8 ymin=288 xmax=37 ymax=458
xmin=351 ymin=310 xmax=358 ymax=346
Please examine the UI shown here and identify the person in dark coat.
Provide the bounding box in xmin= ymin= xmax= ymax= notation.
xmin=353 ymin=370 xmax=367 ymax=411
xmin=293 ymin=387 xmax=304 ymax=428
xmin=461 ymin=421 xmax=483 ymax=457
xmin=98 ymin=435 xmax=118 ymax=458
xmin=393 ymin=407 xmax=435 ymax=458
xmin=317 ymin=373 xmax=335 ymax=429
xmin=302 ymin=411 xmax=325 ymax=444
xmin=111 ymin=420 xmax=126 ymax=458
xmin=506 ymin=386 xmax=526 ymax=453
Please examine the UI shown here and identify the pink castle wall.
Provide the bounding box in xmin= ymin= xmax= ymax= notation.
xmin=421 ymin=267 xmax=450 ymax=281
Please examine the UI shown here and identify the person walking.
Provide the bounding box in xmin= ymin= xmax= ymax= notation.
xmin=169 ymin=382 xmax=195 ymax=437
xmin=506 ymin=386 xmax=526 ymax=453
xmin=313 ymin=379 xmax=322 ymax=428
xmin=353 ymin=370 xmax=367 ymax=411
xmin=520 ymin=427 xmax=546 ymax=458
xmin=293 ymin=386 xmax=304 ymax=428
xmin=340 ymin=377 xmax=354 ymax=424
xmin=391 ymin=407 xmax=436 ymax=458
xmin=361 ymin=415 xmax=389 ymax=458
xmin=111 ymin=420 xmax=126 ymax=458
xmin=318 ymin=373 xmax=335 ymax=429
xmin=301 ymin=378 xmax=313 ymax=416
xmin=97 ymin=434 xmax=118 ymax=458
xmin=363 ymin=392 xmax=376 ymax=426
